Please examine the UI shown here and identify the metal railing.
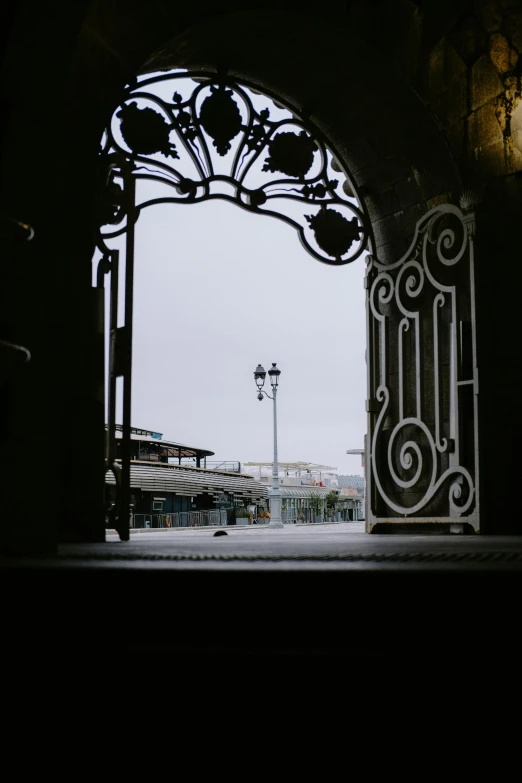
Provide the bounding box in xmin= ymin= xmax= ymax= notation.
xmin=284 ymin=509 xmax=332 ymax=523
xmin=131 ymin=509 xmax=228 ymax=529
xmin=202 ymin=461 xmax=241 ymax=473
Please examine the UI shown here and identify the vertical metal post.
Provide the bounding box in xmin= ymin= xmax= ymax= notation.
xmin=117 ymin=165 xmax=135 ymax=542
xmin=107 ymin=249 xmax=119 ymax=466
xmin=269 ymin=386 xmax=283 ymax=528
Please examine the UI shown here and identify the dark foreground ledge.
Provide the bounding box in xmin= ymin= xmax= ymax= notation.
xmin=2 ymin=561 xmax=521 ymax=668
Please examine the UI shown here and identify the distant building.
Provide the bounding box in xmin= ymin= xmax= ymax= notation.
xmin=337 ymin=474 xmax=365 ymax=492
xmin=243 ymin=462 xmax=361 ymax=521
xmin=345 ymin=443 xmax=367 ymax=520
xmin=336 ymin=475 xmax=365 ymax=520
xmin=105 ymin=425 xmax=268 ymax=528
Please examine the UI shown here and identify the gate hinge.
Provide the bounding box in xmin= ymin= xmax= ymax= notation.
xmin=111 ymin=326 xmax=131 ymax=378
xmin=366 ymin=399 xmax=380 ymax=413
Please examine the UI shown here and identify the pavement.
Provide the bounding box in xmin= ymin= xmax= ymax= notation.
xmin=3 ymin=521 xmax=522 ymax=663
xmin=45 ymin=520 xmax=522 ymax=570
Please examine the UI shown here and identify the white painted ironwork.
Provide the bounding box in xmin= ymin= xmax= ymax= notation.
xmin=366 ymin=202 xmax=479 ymax=531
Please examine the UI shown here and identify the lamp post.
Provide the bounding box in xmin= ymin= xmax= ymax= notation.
xmin=254 ymin=363 xmax=284 ymax=529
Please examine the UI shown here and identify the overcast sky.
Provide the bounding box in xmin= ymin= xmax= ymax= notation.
xmin=99 ymin=74 xmax=367 ymax=477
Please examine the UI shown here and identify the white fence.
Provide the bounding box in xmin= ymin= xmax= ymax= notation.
xmin=131 ymin=509 xmax=228 ymax=529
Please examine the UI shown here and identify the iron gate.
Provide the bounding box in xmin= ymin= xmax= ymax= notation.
xmin=96 ymin=69 xmax=369 ymax=540
xmin=96 ymin=69 xmax=479 ymax=540
xmin=366 ymin=199 xmax=479 ymax=531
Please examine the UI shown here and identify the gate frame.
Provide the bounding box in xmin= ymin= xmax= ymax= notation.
xmin=365 ymin=200 xmax=479 ymax=533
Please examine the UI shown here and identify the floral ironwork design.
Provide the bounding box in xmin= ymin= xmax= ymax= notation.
xmin=305 ymin=208 xmax=361 ymax=261
xmin=98 ymin=71 xmax=369 ymax=266
xmin=199 ymin=85 xmax=243 ymax=155
xmin=262 ymin=131 xmax=316 ymax=177
xmin=117 ymin=102 xmax=179 ymax=158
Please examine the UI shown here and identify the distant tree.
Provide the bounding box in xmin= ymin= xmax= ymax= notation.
xmin=325 ymin=490 xmax=339 ymax=514
xmin=309 ymin=493 xmax=323 ymax=516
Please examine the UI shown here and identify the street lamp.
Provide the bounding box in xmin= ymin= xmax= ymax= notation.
xmin=253 ymin=363 xmax=284 ymax=529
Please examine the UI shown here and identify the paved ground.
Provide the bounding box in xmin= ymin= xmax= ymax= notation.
xmin=31 ymin=520 xmax=522 ymax=570
xmin=4 ymin=520 xmax=522 ymax=663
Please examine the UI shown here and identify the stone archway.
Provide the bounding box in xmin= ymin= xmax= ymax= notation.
xmin=3 ymin=2 xmax=520 ymax=549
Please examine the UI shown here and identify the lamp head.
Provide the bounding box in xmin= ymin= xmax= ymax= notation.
xmin=254 ymin=364 xmax=266 ymax=389
xmin=267 ymin=362 xmax=281 ymax=388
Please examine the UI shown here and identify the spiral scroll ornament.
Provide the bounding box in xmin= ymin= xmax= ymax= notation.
xmin=367 ymin=203 xmax=479 ymax=528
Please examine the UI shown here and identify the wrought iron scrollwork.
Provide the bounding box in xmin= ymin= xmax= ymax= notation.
xmin=366 ymin=203 xmax=479 ymax=529
xmin=97 ymin=70 xmax=369 ymax=266
xmin=96 ymin=70 xmax=371 ymax=542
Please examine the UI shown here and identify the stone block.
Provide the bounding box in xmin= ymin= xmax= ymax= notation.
xmin=502 ymin=9 xmax=522 ymax=53
xmin=431 ymin=75 xmax=468 ymax=129
xmin=404 ymin=133 xmax=460 ymax=185
xmin=470 ymin=54 xmax=504 ymax=110
xmin=395 ymin=176 xmax=422 ymax=210
xmin=510 ymin=97 xmax=522 ymax=154
xmin=467 ymin=101 xmax=504 ymax=149
xmin=446 ymin=75 xmax=469 ymax=125
xmin=489 ymin=31 xmax=519 ymax=73
xmin=471 ymin=138 xmax=510 ymax=178
xmin=396 ymin=202 xmax=429 ymax=239
xmin=366 ymin=123 xmax=411 ymax=161
xmin=372 ymin=214 xmax=399 ymax=248
xmin=372 ymin=240 xmax=408 ymax=265
xmin=394 ymin=163 xmax=455 ymax=209
xmin=372 ymin=213 xmax=424 ymax=261
xmin=397 ymin=7 xmax=423 ymax=82
xmin=445 ymin=120 xmax=466 ymax=161
xmin=476 ymin=0 xmax=503 ymax=33
xmin=354 ymin=156 xmax=411 ymax=193
xmin=448 ymin=14 xmax=487 ymax=66
xmin=426 ymin=191 xmax=453 ymax=210
xmin=507 ymin=140 xmax=522 ymax=172
xmin=364 ymin=188 xmax=401 ymax=222
xmin=426 ymin=39 xmax=467 ymax=97
xmin=340 ymin=135 xmax=380 ymax=176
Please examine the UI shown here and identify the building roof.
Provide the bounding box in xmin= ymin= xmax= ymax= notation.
xmin=280 ymin=486 xmax=361 ymax=502
xmin=337 ymin=474 xmax=365 ymax=490
xmin=109 ymin=425 xmax=215 ymax=458
xmin=280 ymin=486 xmax=331 ymax=499
xmin=106 ymin=461 xmax=268 ymax=502
xmin=243 ymin=462 xmax=337 ymax=471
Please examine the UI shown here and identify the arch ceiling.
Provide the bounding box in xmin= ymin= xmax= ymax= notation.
xmin=68 ymin=6 xmax=462 ymax=262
